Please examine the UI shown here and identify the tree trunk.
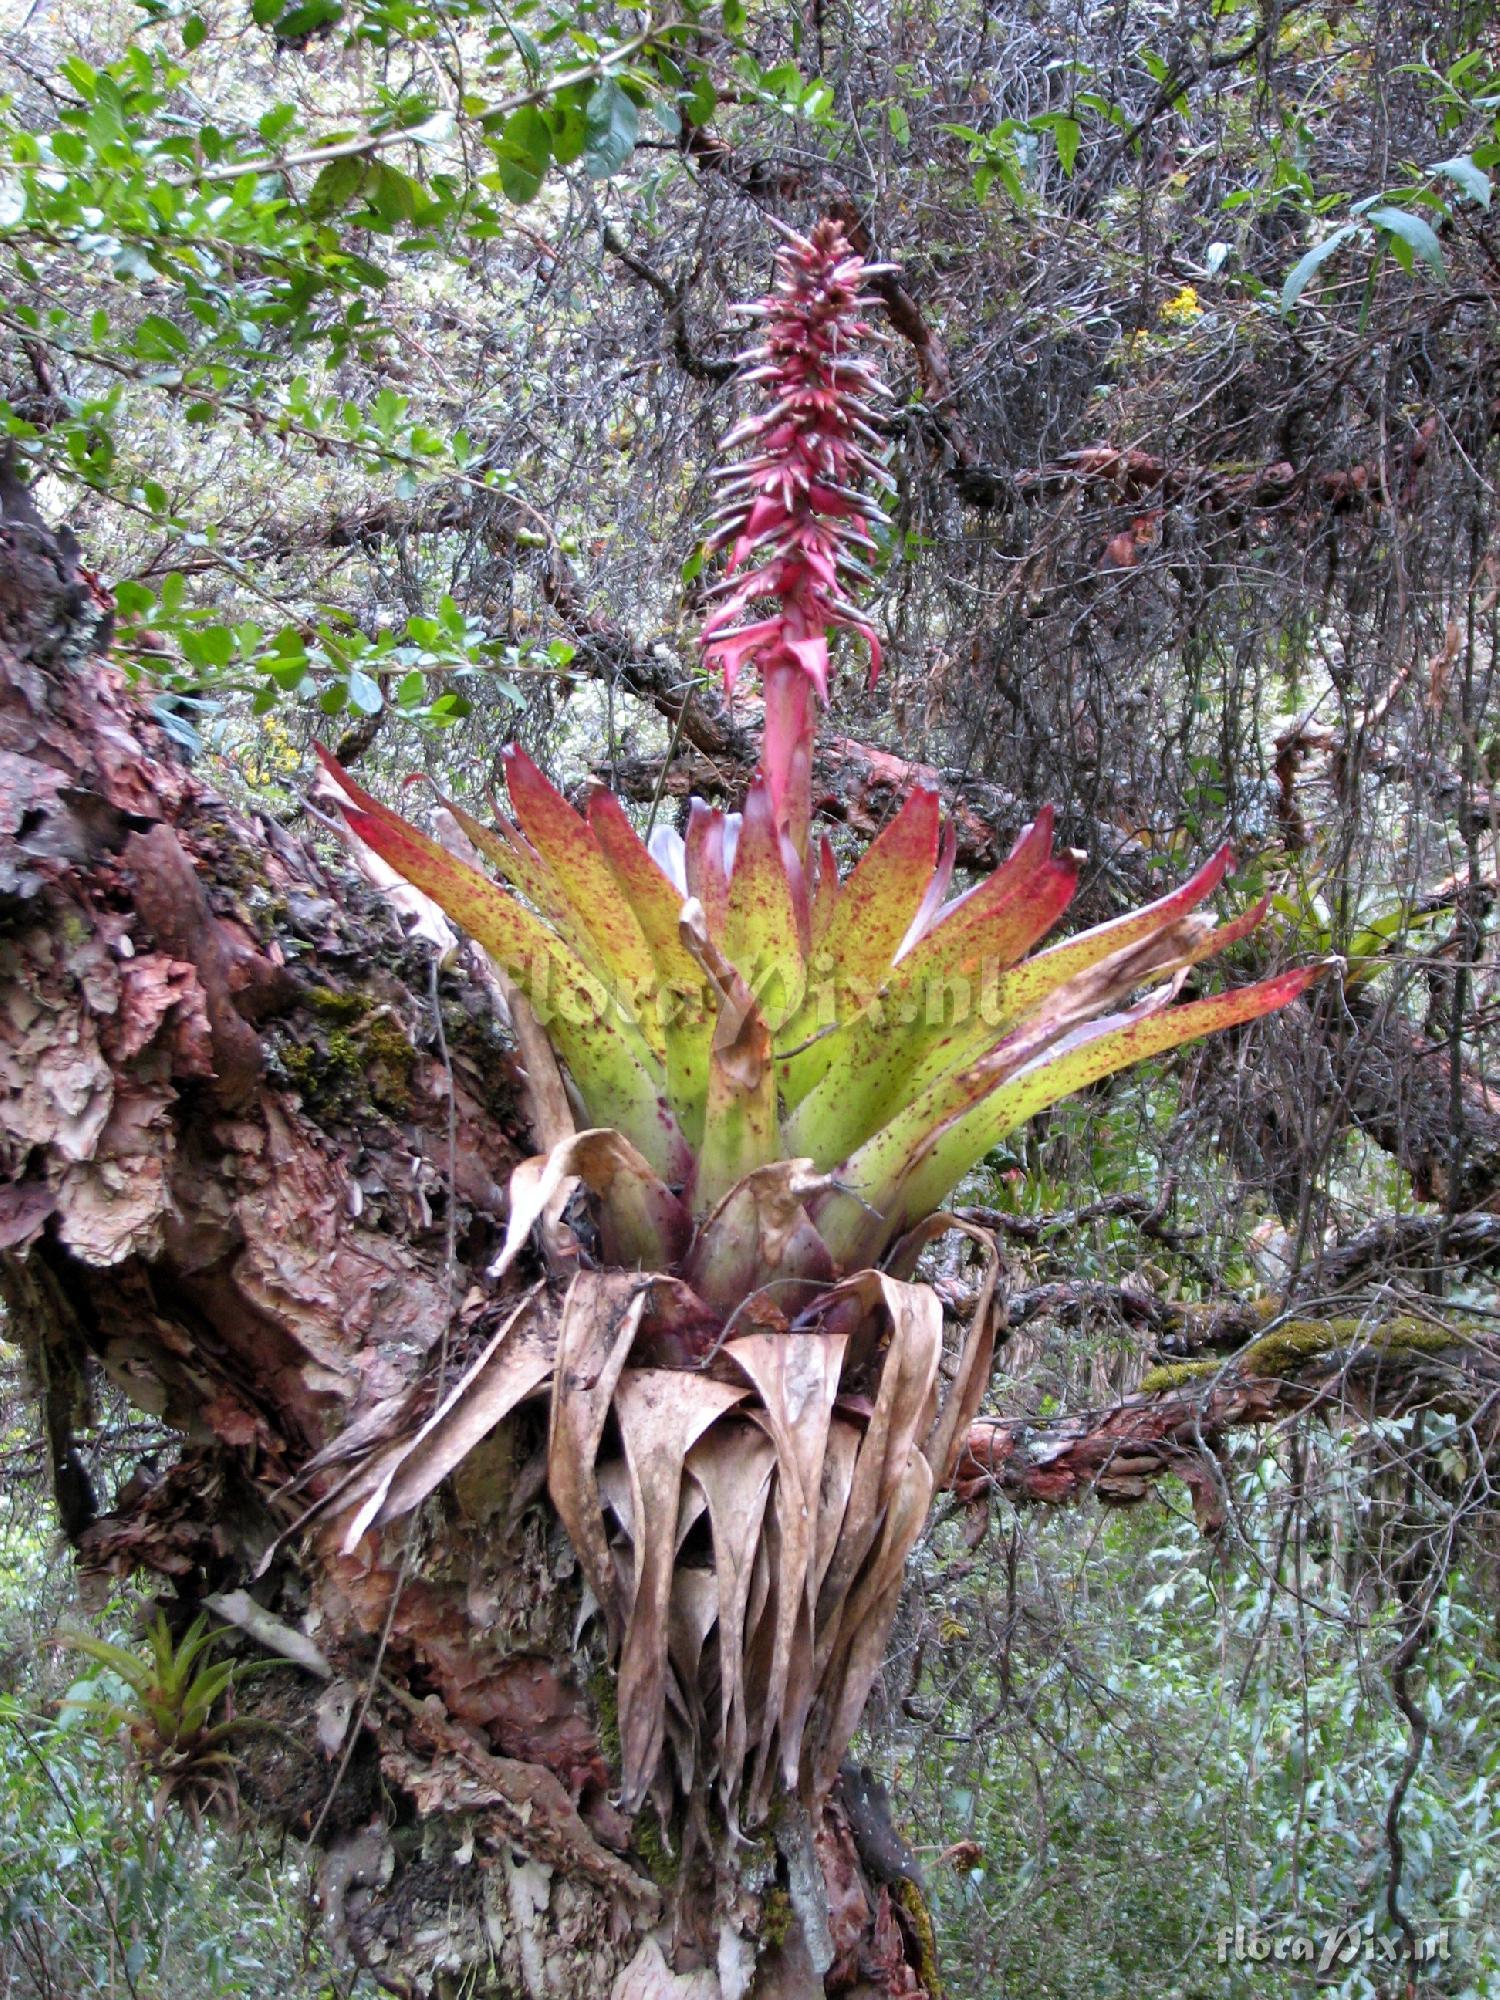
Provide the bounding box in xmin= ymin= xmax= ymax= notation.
xmin=0 ymin=517 xmax=937 ymax=1997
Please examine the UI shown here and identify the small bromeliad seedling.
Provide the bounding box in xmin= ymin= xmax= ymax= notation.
xmin=316 ymin=218 xmax=1322 ymax=1835
xmin=62 ymin=1612 xmax=251 ymax=1831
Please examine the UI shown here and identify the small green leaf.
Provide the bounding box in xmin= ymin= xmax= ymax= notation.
xmin=681 ymin=71 xmax=716 ymax=126
xmin=1367 ymin=205 xmax=1445 ymax=279
xmin=259 ymin=102 xmax=297 ymax=145
xmin=1430 ymin=154 xmax=1490 ymax=209
xmin=582 ymin=79 xmax=639 ymax=179
xmin=363 ymin=162 xmax=420 ymax=227
xmin=547 ymin=97 xmax=588 ymax=167
xmin=347 ymin=668 xmax=383 ymax=714
xmin=307 ymin=153 xmax=367 ymax=220
xmin=490 ymin=103 xmax=551 ymax=203
xmin=887 ymin=102 xmax=910 ymax=146
xmin=1033 ymin=112 xmax=1080 ymax=174
xmin=270 ymin=0 xmax=341 ymax=37
xmin=182 ymin=14 xmax=207 ymax=51
xmin=1280 ymin=225 xmax=1356 ymax=313
xmin=508 ymin=102 xmax=556 ymax=172
xmin=183 ymin=625 xmax=234 ymax=670
xmin=136 ymin=313 xmax=189 ymax=356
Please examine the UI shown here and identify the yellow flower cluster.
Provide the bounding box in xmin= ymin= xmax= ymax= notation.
xmin=237 ymin=711 xmax=302 ymax=789
xmin=1159 ymin=283 xmax=1203 ymax=325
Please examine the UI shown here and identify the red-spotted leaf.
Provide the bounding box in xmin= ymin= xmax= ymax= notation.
xmin=587 ymin=788 xmax=716 ymax=1143
xmin=684 ymin=799 xmax=733 ymax=938
xmin=679 ymin=900 xmax=781 ymax=1213
xmin=777 ymin=788 xmax=939 ymax=1077
xmin=315 ymin=748 xmax=688 ymax=1182
xmin=501 ymin=745 xmax=662 ymax=1051
xmin=721 ymin=775 xmax=806 ymax=1029
xmin=819 ymin=962 xmax=1326 ymax=1264
xmin=784 ymin=840 xmax=1081 ymax=1168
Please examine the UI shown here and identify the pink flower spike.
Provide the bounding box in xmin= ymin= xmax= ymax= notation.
xmin=698 ymin=215 xmax=894 ymax=853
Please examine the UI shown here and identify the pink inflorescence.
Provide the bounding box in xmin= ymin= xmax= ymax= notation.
xmin=700 ymin=217 xmax=894 ymax=848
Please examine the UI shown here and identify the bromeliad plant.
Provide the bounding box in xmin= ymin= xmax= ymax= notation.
xmin=61 ymin=1613 xmax=253 ymax=1832
xmin=316 ymin=218 xmax=1320 ymax=1836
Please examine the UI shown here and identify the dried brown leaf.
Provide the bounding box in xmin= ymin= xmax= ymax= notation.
xmin=684 ymin=1422 xmax=776 ymax=1828
xmin=684 ymin=1159 xmax=835 ymax=1314
xmin=813 ymin=1418 xmax=862 ymax=1597
xmin=490 ymin=1129 xmax=691 ymax=1283
xmin=814 ymin=1277 xmax=940 ymax=1674
xmin=612 ymin=1368 xmax=749 ymax=1807
xmin=723 ymin=1333 xmax=846 ymax=1813
xmin=369 ymin=1294 xmax=555 ymax=1536
xmin=921 ymin=1225 xmax=1002 ymax=1489
xmin=665 ymin=1564 xmax=720 ymax=1791
xmin=547 ymin=1271 xmax=651 ymax=1647
xmin=809 ymin=1450 xmax=934 ymax=1798
xmin=330 ymin=1285 xmax=549 ymax=1553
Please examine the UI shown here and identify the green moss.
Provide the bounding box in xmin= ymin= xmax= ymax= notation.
xmin=1142 ymin=1316 xmax=1458 ymax=1392
xmin=1178 ymin=1293 xmax=1279 ymax=1333
xmin=279 ymin=996 xmax=416 ymax=1119
xmin=1241 ymin=1315 xmax=1456 ymax=1377
xmin=628 ymin=1800 xmax=677 ymax=1888
xmin=364 ymin=1013 xmax=417 ymax=1116
xmin=896 ymin=1878 xmax=944 ymax=2000
xmin=251 ymin=892 xmax=290 ymax=942
xmin=281 ymin=1031 xmax=364 ymax=1115
xmin=759 ymin=1884 xmax=793 ymax=1950
xmin=1370 ymin=1316 xmax=1457 ymax=1356
xmin=1139 ymin=1360 xmax=1221 ymax=1393
xmin=588 ymin=1666 xmax=620 ymax=1774
xmin=306 ymin=983 xmax=368 ymax=1024
xmin=193 ymin=818 xmax=274 ymax=898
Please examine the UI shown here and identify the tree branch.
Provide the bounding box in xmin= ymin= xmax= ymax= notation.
xmin=598 ymin=223 xmax=737 ymax=385
xmin=954 ymin=1318 xmax=1499 ymax=1526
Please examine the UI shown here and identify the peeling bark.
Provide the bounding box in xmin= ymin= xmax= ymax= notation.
xmin=0 ymin=515 xmax=938 ymax=1996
